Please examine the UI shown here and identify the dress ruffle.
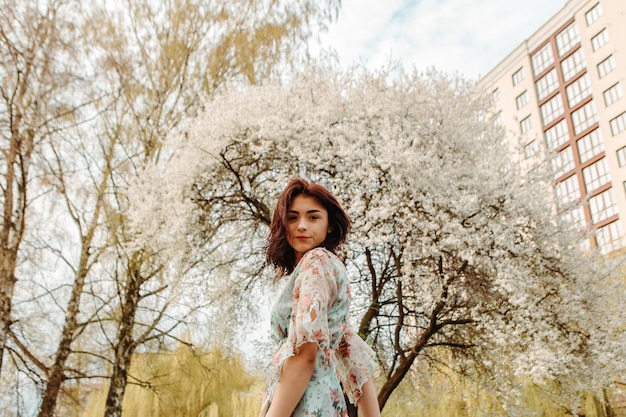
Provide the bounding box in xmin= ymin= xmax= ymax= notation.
xmin=334 ymin=325 xmax=377 ymax=404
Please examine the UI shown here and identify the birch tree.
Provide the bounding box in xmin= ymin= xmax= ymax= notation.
xmin=0 ymin=0 xmax=89 ymax=378
xmin=130 ymin=67 xmax=626 ymax=416
xmin=1 ymin=0 xmax=340 ymax=415
xmin=0 ymin=2 xmax=124 ymax=412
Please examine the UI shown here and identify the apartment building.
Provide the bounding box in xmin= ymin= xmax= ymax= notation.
xmin=478 ymin=0 xmax=626 ymax=253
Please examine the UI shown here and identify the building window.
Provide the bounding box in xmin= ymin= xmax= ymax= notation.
xmin=597 ymin=55 xmax=616 ymax=78
xmin=616 ymin=146 xmax=626 ymax=167
xmin=556 ymin=22 xmax=580 ymax=56
xmin=561 ymin=48 xmax=586 ymax=82
xmin=585 ymin=3 xmax=603 ymax=26
xmin=512 ymin=67 xmax=525 ymax=86
xmin=589 ymin=189 xmax=618 ymax=224
xmin=516 ymin=90 xmax=529 ymax=109
xmin=524 ymin=140 xmax=538 ymax=158
xmin=596 ymin=221 xmax=624 ymax=254
xmin=520 ymin=115 xmax=533 ymax=134
xmin=577 ymin=129 xmax=604 ymax=163
xmin=591 ymin=28 xmax=609 ymax=52
xmin=556 ymin=174 xmax=581 ymax=207
xmin=566 ymin=74 xmax=592 ymax=108
xmin=552 ymin=146 xmax=575 ymax=178
xmin=610 ymin=112 xmax=626 ymax=136
xmin=582 ymin=157 xmax=610 ymax=193
xmin=535 ymin=69 xmax=559 ymax=101
xmin=571 ymin=100 xmax=598 ymax=135
xmin=545 ymin=119 xmax=570 ymax=151
xmin=561 ymin=206 xmax=587 ymax=230
xmin=532 ymin=43 xmax=554 ymax=76
xmin=491 ymin=88 xmax=500 ymax=104
xmin=493 ymin=111 xmax=503 ymax=127
xmin=603 ymin=83 xmax=623 ymax=107
xmin=540 ymin=94 xmax=564 ymax=126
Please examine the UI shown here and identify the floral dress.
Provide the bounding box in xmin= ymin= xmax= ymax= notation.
xmin=260 ymin=248 xmax=377 ymax=417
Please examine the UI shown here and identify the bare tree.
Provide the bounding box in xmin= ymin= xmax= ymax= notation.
xmin=2 ymin=0 xmax=340 ymax=415
xmin=0 ymin=0 xmax=88 ymax=376
xmin=36 ymin=130 xmax=118 ymax=416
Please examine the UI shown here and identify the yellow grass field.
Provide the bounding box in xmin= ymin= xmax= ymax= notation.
xmin=71 ymin=346 xmax=623 ymax=417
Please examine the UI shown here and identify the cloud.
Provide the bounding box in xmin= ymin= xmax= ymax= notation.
xmin=316 ymin=0 xmax=566 ymax=79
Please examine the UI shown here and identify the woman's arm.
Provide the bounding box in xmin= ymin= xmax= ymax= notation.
xmin=265 ymin=342 xmax=318 ymax=417
xmin=357 ymin=378 xmax=381 ymax=417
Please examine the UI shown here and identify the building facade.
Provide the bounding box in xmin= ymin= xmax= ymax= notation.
xmin=478 ymin=0 xmax=626 ymax=253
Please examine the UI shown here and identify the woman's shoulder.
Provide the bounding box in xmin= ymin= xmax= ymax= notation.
xmin=301 ymin=247 xmax=342 ymax=266
xmin=297 ymin=248 xmax=347 ymax=277
xmin=297 ymin=247 xmax=347 ymax=287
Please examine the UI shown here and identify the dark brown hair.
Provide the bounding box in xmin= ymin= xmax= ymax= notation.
xmin=265 ymin=178 xmax=350 ymax=276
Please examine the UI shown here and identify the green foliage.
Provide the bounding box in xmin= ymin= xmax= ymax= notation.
xmin=81 ymin=346 xmax=262 ymax=417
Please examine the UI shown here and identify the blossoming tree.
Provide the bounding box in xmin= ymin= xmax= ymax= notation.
xmin=129 ymin=67 xmax=626 ymax=415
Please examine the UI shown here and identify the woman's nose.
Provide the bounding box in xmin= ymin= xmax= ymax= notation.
xmin=297 ymin=219 xmax=308 ymax=230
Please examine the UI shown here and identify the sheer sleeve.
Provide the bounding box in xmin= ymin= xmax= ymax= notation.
xmin=335 ymin=326 xmax=377 ymax=404
xmin=262 ymin=248 xmax=378 ymax=413
xmin=269 ymin=248 xmax=337 ymax=369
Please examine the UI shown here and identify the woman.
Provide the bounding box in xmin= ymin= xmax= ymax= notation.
xmin=260 ymin=178 xmax=381 ymax=417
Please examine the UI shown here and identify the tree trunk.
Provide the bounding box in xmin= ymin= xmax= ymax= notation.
xmin=378 ymin=351 xmax=419 ymax=411
xmin=37 ymin=264 xmax=90 ymax=417
xmin=0 ymin=249 xmax=17 ymax=374
xmin=104 ymin=262 xmax=142 ymax=417
xmin=0 ymin=122 xmax=32 ymax=375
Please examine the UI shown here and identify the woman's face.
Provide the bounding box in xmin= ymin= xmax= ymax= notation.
xmin=287 ymin=194 xmax=330 ymax=263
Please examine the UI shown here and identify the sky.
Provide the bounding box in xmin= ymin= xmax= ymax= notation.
xmin=315 ymin=0 xmax=568 ymax=80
